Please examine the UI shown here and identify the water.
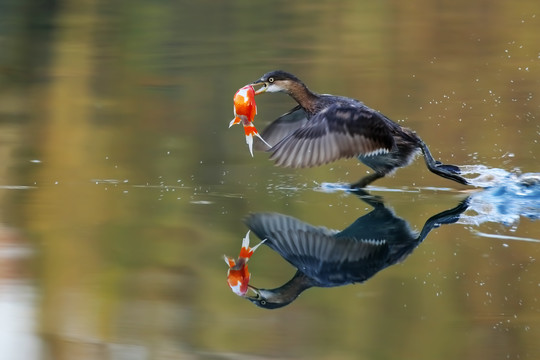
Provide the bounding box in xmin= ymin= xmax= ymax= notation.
xmin=0 ymin=0 xmax=539 ymax=359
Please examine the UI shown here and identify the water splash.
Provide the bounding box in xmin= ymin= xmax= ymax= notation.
xmin=460 ymin=165 xmax=525 ymax=188
xmin=459 ymin=169 xmax=540 ymax=228
xmin=470 ymin=230 xmax=540 ymax=243
xmin=316 ymin=182 xmax=351 ymax=193
xmin=318 ymin=166 xmax=540 ymax=238
xmin=316 ymin=182 xmax=458 ymax=194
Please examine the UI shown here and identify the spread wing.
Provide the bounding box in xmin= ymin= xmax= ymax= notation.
xmin=253 ymin=106 xmax=308 ymax=151
xmin=245 ymin=213 xmax=389 ymax=284
xmin=268 ymin=104 xmax=396 ymax=168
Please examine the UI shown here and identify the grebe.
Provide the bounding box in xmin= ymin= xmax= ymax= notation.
xmin=250 ymin=70 xmax=468 ymax=188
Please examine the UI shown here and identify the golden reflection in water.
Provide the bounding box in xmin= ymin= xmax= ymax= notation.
xmin=0 ymin=0 xmax=538 ymax=359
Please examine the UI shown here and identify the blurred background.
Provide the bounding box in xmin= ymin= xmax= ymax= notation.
xmin=0 ymin=0 xmax=539 ymax=359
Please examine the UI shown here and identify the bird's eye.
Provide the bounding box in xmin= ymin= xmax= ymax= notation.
xmin=260 ymin=300 xmax=267 ymax=306
xmin=268 ymin=77 xmax=274 ymax=83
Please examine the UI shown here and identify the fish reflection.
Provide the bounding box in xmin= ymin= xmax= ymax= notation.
xmin=243 ymin=191 xmax=469 ymax=309
xmin=224 ymin=231 xmax=266 ymax=297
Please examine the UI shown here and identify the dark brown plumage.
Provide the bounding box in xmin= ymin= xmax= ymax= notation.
xmin=243 ymin=192 xmax=470 ymax=309
xmin=250 ymin=70 xmax=469 ymax=188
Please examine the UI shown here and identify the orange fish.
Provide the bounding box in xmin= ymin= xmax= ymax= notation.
xmin=224 ymin=230 xmax=266 ymax=297
xmin=229 ymin=85 xmax=271 ymax=156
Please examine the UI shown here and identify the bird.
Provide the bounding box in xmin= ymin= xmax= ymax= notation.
xmin=243 ymin=190 xmax=470 ymax=309
xmin=249 ymin=70 xmax=469 ymax=188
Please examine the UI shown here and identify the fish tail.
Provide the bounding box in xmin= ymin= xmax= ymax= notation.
xmin=245 ymin=134 xmax=254 ymax=157
xmin=254 ymin=132 xmax=272 ymax=148
xmin=239 ymin=230 xmax=255 ymax=258
xmin=243 ymin=124 xmax=258 ymax=136
xmin=249 ymin=238 xmax=267 ymax=253
xmin=239 ymin=232 xmax=266 ymax=259
xmin=244 ymin=124 xmax=271 ymax=150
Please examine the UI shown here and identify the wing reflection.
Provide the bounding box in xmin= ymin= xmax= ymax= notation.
xmin=243 ymin=191 xmax=469 ymax=309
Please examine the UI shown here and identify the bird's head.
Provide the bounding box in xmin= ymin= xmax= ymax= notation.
xmin=245 ymin=285 xmax=293 ymax=309
xmin=250 ymin=70 xmax=304 ymax=95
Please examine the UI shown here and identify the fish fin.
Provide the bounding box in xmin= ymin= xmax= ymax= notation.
xmin=223 ymin=254 xmax=236 ymax=267
xmin=229 ymin=117 xmax=241 ymax=128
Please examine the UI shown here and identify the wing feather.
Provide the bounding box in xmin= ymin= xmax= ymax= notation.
xmin=253 ymin=106 xmax=308 ymax=151
xmin=269 ymin=104 xmax=396 ymax=168
xmin=244 ymin=213 xmax=388 ymax=269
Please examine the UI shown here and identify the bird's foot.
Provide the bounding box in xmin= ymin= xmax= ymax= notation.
xmin=349 ymin=180 xmax=368 ymax=189
xmin=436 ymin=163 xmax=462 ymax=174
xmin=350 ymin=173 xmax=385 ymax=189
xmin=431 ymin=163 xmax=469 ymax=185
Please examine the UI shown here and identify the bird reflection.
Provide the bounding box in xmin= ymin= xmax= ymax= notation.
xmin=243 ymin=191 xmax=469 ymax=309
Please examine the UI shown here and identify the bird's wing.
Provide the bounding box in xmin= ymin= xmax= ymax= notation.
xmin=268 ymin=104 xmax=396 ymax=168
xmin=245 ymin=213 xmax=388 ymax=271
xmin=253 ymin=106 xmax=308 ymax=151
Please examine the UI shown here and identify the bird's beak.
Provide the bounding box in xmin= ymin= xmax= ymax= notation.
xmin=245 ymin=284 xmax=261 ymax=299
xmin=249 ymin=80 xmax=268 ymax=95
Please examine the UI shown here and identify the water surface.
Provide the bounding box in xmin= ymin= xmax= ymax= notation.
xmin=0 ymin=1 xmax=539 ymax=359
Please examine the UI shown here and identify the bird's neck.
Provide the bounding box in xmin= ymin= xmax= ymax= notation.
xmin=286 ymin=82 xmax=320 ymax=114
xmin=270 ymin=271 xmax=314 ymax=304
